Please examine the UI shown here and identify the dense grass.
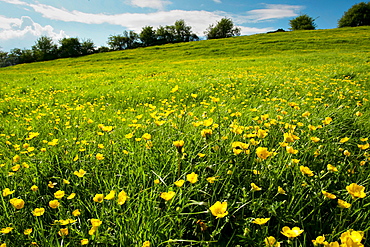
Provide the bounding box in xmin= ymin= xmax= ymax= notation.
xmin=0 ymin=26 xmax=370 ymax=246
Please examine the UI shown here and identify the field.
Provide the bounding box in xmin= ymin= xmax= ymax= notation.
xmin=0 ymin=26 xmax=370 ymax=246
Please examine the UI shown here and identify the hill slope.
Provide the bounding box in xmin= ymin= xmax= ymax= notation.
xmin=0 ymin=27 xmax=369 ymax=246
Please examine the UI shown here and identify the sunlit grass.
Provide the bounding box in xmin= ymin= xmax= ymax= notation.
xmin=0 ymin=26 xmax=369 ymax=246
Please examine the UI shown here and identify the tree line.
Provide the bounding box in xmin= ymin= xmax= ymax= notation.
xmin=0 ymin=18 xmax=240 ymax=67
xmin=1 ymin=2 xmax=369 ymax=67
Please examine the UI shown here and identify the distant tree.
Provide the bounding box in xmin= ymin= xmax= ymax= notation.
xmin=173 ymin=19 xmax=199 ymax=42
xmin=81 ymin=39 xmax=95 ymax=55
xmin=123 ymin=31 xmax=139 ymax=49
xmin=205 ymin=18 xmax=241 ymax=39
xmin=97 ymin=46 xmax=110 ymax=53
xmin=32 ymin=36 xmax=58 ymax=61
xmin=107 ymin=35 xmax=128 ymax=51
xmin=338 ymin=2 xmax=370 ymax=27
xmin=59 ymin=38 xmax=82 ymax=58
xmin=156 ymin=25 xmax=176 ymax=44
xmin=289 ymin=14 xmax=317 ymax=31
xmin=8 ymin=48 xmax=36 ymax=64
xmin=140 ymin=26 xmax=157 ymax=46
xmin=0 ymin=51 xmax=9 ymax=67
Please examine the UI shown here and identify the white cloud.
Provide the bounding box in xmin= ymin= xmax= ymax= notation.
xmin=0 ymin=1 xmax=301 ymax=44
xmin=213 ymin=0 xmax=222 ymax=3
xmin=127 ymin=0 xmax=172 ymax=10
xmin=0 ymin=15 xmax=67 ymax=42
xmin=243 ymin=4 xmax=304 ymax=22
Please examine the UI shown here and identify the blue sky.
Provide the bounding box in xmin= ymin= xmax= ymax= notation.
xmin=0 ymin=0 xmax=361 ymax=52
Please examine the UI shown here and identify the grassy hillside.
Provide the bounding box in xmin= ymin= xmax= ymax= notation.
xmin=0 ymin=26 xmax=370 ymax=246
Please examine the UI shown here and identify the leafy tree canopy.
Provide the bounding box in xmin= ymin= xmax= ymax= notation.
xmin=205 ymin=18 xmax=241 ymax=39
xmin=289 ymin=14 xmax=317 ymax=31
xmin=338 ymin=2 xmax=370 ymax=27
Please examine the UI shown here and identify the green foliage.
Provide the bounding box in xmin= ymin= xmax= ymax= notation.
xmin=289 ymin=14 xmax=317 ymax=31
xmin=338 ymin=2 xmax=370 ymax=27
xmin=205 ymin=18 xmax=241 ymax=39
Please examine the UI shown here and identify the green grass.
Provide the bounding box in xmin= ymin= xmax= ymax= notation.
xmin=0 ymin=26 xmax=370 ymax=246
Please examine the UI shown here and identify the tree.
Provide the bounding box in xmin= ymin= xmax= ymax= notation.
xmin=338 ymin=2 xmax=370 ymax=27
xmin=123 ymin=31 xmax=139 ymax=49
xmin=59 ymin=38 xmax=82 ymax=58
xmin=140 ymin=26 xmax=157 ymax=47
xmin=107 ymin=35 xmax=128 ymax=51
xmin=81 ymin=39 xmax=95 ymax=55
xmin=289 ymin=15 xmax=317 ymax=31
xmin=173 ymin=20 xmax=198 ymax=42
xmin=156 ymin=25 xmax=176 ymax=44
xmin=32 ymin=36 xmax=58 ymax=61
xmin=205 ymin=18 xmax=241 ymax=39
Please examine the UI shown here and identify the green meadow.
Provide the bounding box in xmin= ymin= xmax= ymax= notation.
xmin=0 ymin=26 xmax=370 ymax=246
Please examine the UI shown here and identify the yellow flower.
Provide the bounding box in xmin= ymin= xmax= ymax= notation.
xmin=174 ymin=180 xmax=185 ymax=187
xmin=24 ymin=228 xmax=32 ymax=235
xmin=283 ymin=132 xmax=299 ymax=143
xmin=187 ymin=172 xmax=198 ymax=184
xmin=96 ymin=153 xmax=104 ymax=160
xmin=322 ymin=190 xmax=336 ymax=199
xmin=142 ymin=241 xmax=150 ymax=247
xmin=74 ymin=169 xmax=86 ymax=177
xmin=2 ymin=188 xmax=15 ymax=197
xmin=346 ymin=183 xmax=366 ymax=199
xmin=9 ymin=198 xmax=25 ymax=209
xmin=93 ymin=194 xmax=104 ymax=203
xmin=286 ymin=146 xmax=298 ymax=154
xmin=312 ymin=235 xmax=327 ymax=246
xmin=338 ymin=199 xmax=351 ymax=209
xmin=252 ymin=218 xmax=270 ymax=225
xmin=206 ymin=177 xmax=218 ymax=183
xmin=311 ymin=137 xmax=320 ymax=143
xmin=264 ymin=236 xmax=280 ymax=247
xmin=358 ymin=143 xmax=369 ymax=150
xmin=32 ymin=208 xmax=45 ymax=216
xmin=160 ymin=191 xmax=176 ymax=201
xmin=54 ymin=190 xmax=65 ymax=199
xmin=340 ymin=229 xmax=364 ymax=245
xmin=201 ymin=129 xmax=212 ymax=138
xmin=154 ymin=179 xmax=160 ymax=184
xmin=209 ymin=201 xmax=228 ymax=218
xmin=280 ymin=226 xmax=304 ymax=238
xmin=13 ymin=154 xmax=21 ymax=163
xmin=49 ymin=200 xmax=60 ymax=209
xmin=257 ymin=129 xmax=268 ymax=139
xmin=327 ymin=164 xmax=338 ymax=172
xmin=256 ymin=147 xmax=273 ymax=159
xmin=343 ymin=150 xmax=351 ymax=156
xmin=251 ymin=183 xmax=262 ymax=192
xmin=58 ymin=228 xmax=68 ymax=236
xmin=142 ymin=133 xmax=152 ymax=140
xmin=104 ymin=190 xmax=115 ymax=200
xmin=91 ymin=219 xmax=102 ymax=227
xmin=67 ymin=193 xmax=76 ymax=200
xmin=0 ymin=227 xmax=13 ymax=234
xmin=48 ymin=181 xmax=57 ymax=188
xmin=322 ymin=117 xmax=332 ymax=125
xmin=72 ymin=209 xmax=81 ymax=216
xmin=301 ymin=111 xmax=311 ymax=117
xmin=202 ymin=118 xmax=213 ymax=127
xmin=340 ymin=137 xmax=350 ymax=143
xmin=300 ymin=166 xmax=314 ymax=176
xmin=173 ymin=140 xmax=184 ymax=153
xmin=117 ymin=190 xmax=128 ymax=205
xmin=278 ymin=186 xmax=286 ymax=195
xmin=170 ymin=85 xmax=179 ymax=93
xmin=31 ymin=185 xmax=39 ymax=191
xmin=81 ymin=239 xmax=89 ymax=245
